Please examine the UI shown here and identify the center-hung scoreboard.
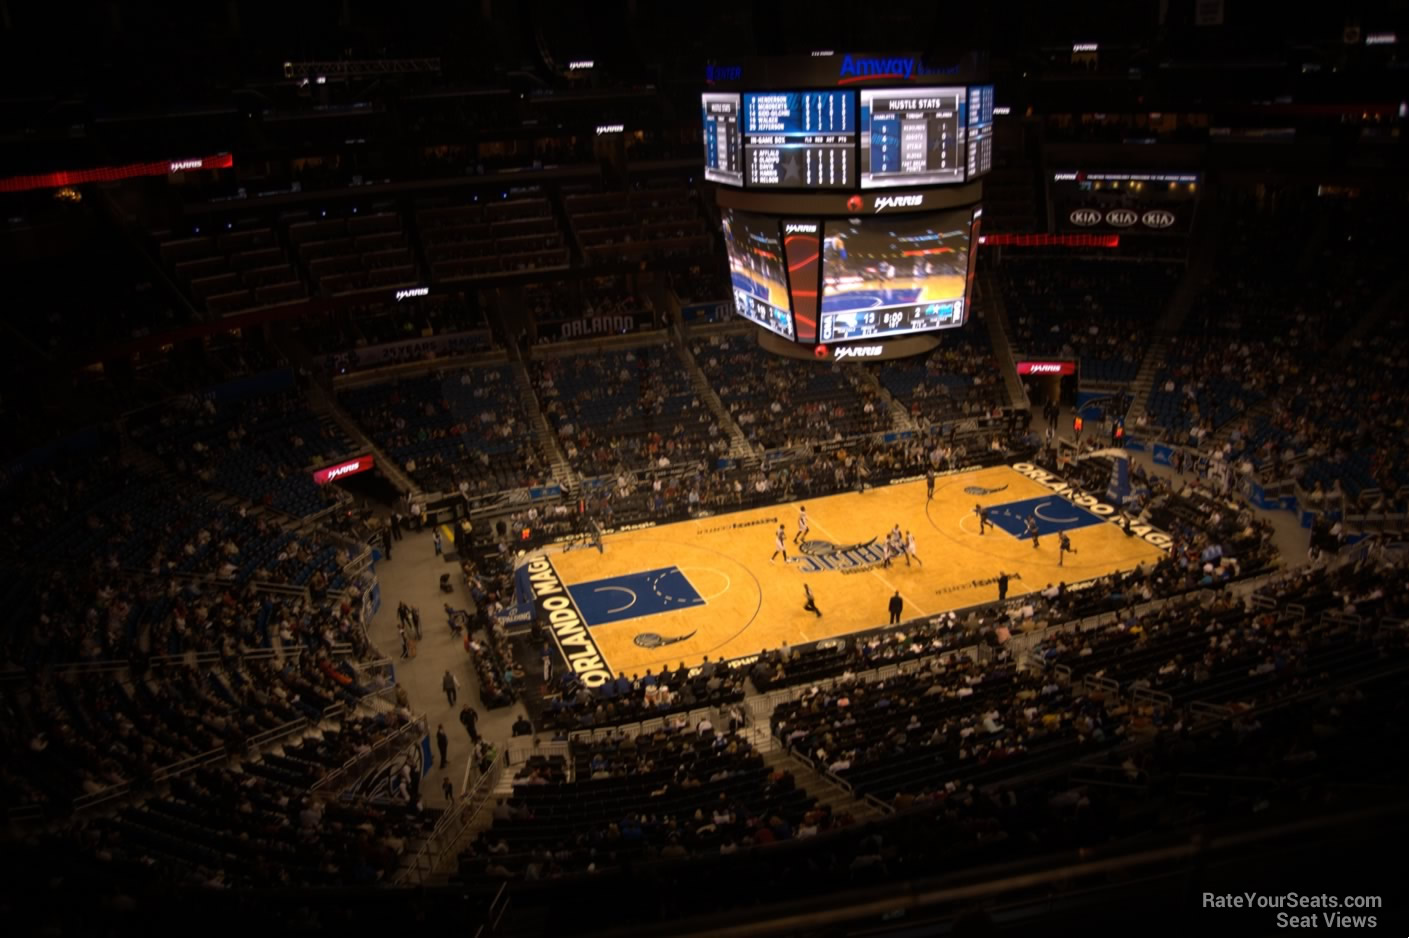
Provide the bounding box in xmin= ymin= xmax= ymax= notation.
xmin=702 ymin=53 xmax=991 ymax=361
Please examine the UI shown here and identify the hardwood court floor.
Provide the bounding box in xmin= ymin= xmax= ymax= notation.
xmin=548 ymin=465 xmax=1165 ymax=678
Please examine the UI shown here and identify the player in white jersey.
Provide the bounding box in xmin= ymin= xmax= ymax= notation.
xmin=770 ymin=524 xmax=788 ymax=563
xmin=881 ymin=537 xmax=894 ymax=569
xmin=905 ymin=530 xmax=923 ymax=566
xmin=793 ymin=505 xmax=810 ymax=545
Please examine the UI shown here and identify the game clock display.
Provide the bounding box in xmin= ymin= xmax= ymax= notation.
xmin=821 ymin=303 xmax=963 ymax=341
xmin=819 ymin=209 xmax=972 ymax=340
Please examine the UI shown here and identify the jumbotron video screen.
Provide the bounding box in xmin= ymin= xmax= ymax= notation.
xmin=819 ymin=209 xmax=971 ymax=341
xmin=721 ymin=208 xmax=795 ymax=340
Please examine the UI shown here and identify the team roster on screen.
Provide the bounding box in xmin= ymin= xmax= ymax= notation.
xmin=859 ymin=87 xmax=967 ymax=189
xmin=819 ymin=210 xmax=972 ymax=341
xmin=742 ymin=91 xmax=856 ymax=189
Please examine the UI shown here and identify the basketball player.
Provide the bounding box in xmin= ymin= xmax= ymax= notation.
xmin=906 ymin=530 xmax=922 ymax=566
xmin=1058 ymin=532 xmax=1077 ymax=566
xmin=794 ymin=505 xmax=810 ymax=545
xmin=889 ymin=526 xmax=905 ymax=566
xmin=770 ymin=524 xmax=789 ymax=563
xmin=881 ymin=537 xmax=894 ymax=569
xmin=974 ymin=504 xmax=992 ymax=535
xmin=926 ymin=468 xmax=936 ymax=501
xmin=1025 ymin=515 xmax=1040 ymax=549
xmin=803 ymin=583 xmax=822 ymax=617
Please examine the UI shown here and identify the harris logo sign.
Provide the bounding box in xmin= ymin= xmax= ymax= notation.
xmin=312 ymin=455 xmax=375 ymax=485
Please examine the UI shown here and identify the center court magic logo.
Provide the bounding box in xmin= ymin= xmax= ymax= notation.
xmin=790 ymin=537 xmax=884 ymax=574
xmin=963 ymin=484 xmax=1009 ymax=496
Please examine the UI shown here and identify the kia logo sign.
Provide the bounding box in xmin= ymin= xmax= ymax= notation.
xmin=1142 ymin=210 xmax=1176 ymax=229
xmin=1105 ymin=209 xmax=1138 ymax=227
xmin=312 ymin=455 xmax=375 ymax=485
xmin=846 ymin=195 xmax=864 ymax=213
xmin=814 ymin=344 xmax=830 ymax=359
xmin=1069 ymin=209 xmax=1101 ymax=226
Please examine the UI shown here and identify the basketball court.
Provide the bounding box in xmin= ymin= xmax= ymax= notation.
xmin=729 ymin=264 xmax=791 ymax=311
xmin=534 ymin=464 xmax=1167 ymax=679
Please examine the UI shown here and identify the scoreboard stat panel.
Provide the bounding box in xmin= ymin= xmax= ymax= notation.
xmin=743 ymin=91 xmax=856 ymax=189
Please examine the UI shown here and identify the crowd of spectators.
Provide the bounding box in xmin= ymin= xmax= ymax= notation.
xmin=2 ymin=647 xmax=390 ymax=813
xmin=1142 ymin=336 xmax=1283 ymax=442
xmin=1145 ymin=193 xmax=1408 ymax=508
xmin=871 ymin=333 xmax=1008 ymax=425
xmin=1000 ymin=258 xmax=1181 ymax=384
xmin=532 ymin=343 xmax=723 ymax=477
xmin=461 ymin=722 xmax=830 ymax=880
xmin=20 ymin=708 xmax=430 ymax=889
xmin=339 ymin=363 xmax=549 ymax=494
xmin=692 ymin=334 xmax=893 ymax=451
xmin=541 ymin=657 xmax=745 ymax=731
xmin=771 ymin=547 xmax=1402 ymax=801
xmin=1223 ymin=319 xmax=1409 ymax=503
xmin=132 ymin=385 xmax=355 ymax=518
xmin=528 ymin=277 xmax=654 ymax=346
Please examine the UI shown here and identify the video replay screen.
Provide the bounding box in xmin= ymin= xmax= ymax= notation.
xmin=721 ymin=208 xmax=795 ymax=340
xmin=819 ymin=208 xmax=972 ymax=342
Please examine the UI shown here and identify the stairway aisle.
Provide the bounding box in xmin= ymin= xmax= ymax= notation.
xmin=982 ymin=271 xmax=1028 ymax=411
xmin=851 ymin=365 xmax=916 ymax=433
xmin=671 ymin=329 xmax=755 ymax=461
xmin=511 ymin=360 xmax=578 ymax=495
xmin=759 ymin=748 xmax=888 ymax=824
xmin=1121 ymin=338 xmax=1168 ymax=427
